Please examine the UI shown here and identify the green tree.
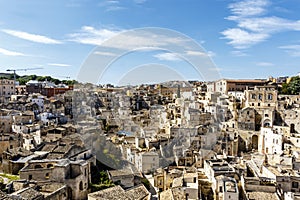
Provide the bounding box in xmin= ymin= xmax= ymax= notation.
xmin=280 ymin=83 xmax=290 ymax=94
xmin=279 ymin=76 xmax=300 ymax=95
xmin=288 ymin=76 xmax=300 ymax=95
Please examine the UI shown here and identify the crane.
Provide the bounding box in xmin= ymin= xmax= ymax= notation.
xmin=6 ymin=67 xmax=43 ymax=82
xmin=58 ymin=76 xmax=71 ymax=80
xmin=6 ymin=67 xmax=43 ymax=93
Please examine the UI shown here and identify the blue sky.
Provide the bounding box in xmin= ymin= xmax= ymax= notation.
xmin=0 ymin=0 xmax=300 ymax=85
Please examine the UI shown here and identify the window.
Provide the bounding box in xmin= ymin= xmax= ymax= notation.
xmin=258 ymin=94 xmax=262 ymax=100
xmin=292 ymin=182 xmax=299 ymax=188
xmin=251 ymin=94 xmax=256 ymax=99
xmin=34 ymin=164 xmax=42 ymax=169
xmin=28 ymin=175 xmax=32 ymax=180
xmin=47 ymin=164 xmax=54 ymax=168
xmin=79 ymin=181 xmax=83 ymax=190
xmin=45 ymin=173 xmax=49 ymax=179
xmin=268 ymin=94 xmax=273 ymax=100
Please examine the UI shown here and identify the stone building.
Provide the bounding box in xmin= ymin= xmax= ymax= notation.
xmin=19 ymin=159 xmax=90 ymax=200
xmin=238 ymin=107 xmax=257 ymax=131
xmin=245 ymin=85 xmax=278 ymax=109
xmin=258 ymin=127 xmax=283 ymax=155
xmin=2 ymin=147 xmax=34 ymax=174
xmin=0 ymin=133 xmax=20 ymax=159
xmin=88 ymin=184 xmax=150 ymax=200
xmin=215 ymin=175 xmax=239 ymax=200
xmin=207 ymin=79 xmax=266 ymax=95
xmin=108 ymin=169 xmax=135 ymax=189
xmin=204 ymin=159 xmax=236 ymax=184
xmin=135 ymin=151 xmax=159 ymax=174
xmin=0 ymin=79 xmax=15 ymax=99
xmin=0 ymin=109 xmax=13 ymax=133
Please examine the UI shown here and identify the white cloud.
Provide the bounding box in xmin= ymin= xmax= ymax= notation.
xmin=231 ymin=50 xmax=249 ymax=57
xmin=98 ymin=0 xmax=126 ymax=12
xmin=106 ymin=0 xmax=120 ymax=4
xmin=98 ymin=0 xmax=120 ymax=6
xmin=68 ymin=26 xmax=190 ymax=51
xmin=134 ymin=0 xmax=147 ymax=4
xmin=222 ymin=0 xmax=300 ymax=49
xmin=207 ymin=51 xmax=216 ymax=57
xmin=186 ymin=50 xmax=215 ymax=57
xmin=221 ymin=28 xmax=268 ymax=49
xmin=185 ymin=50 xmax=207 ymax=56
xmin=0 ymin=47 xmax=26 ymax=56
xmin=256 ymin=62 xmax=274 ymax=66
xmin=208 ymin=67 xmax=222 ymax=72
xmin=227 ymin=0 xmax=269 ymax=18
xmin=279 ymin=45 xmax=300 ymax=57
xmin=68 ymin=26 xmax=120 ymax=45
xmin=106 ymin=6 xmax=126 ymax=11
xmin=237 ymin=17 xmax=300 ymax=32
xmin=94 ymin=51 xmax=117 ymax=56
xmin=154 ymin=53 xmax=181 ymax=61
xmin=2 ymin=29 xmax=61 ymax=44
xmin=48 ymin=63 xmax=71 ymax=67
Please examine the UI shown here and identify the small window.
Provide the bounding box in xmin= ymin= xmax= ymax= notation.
xmin=47 ymin=164 xmax=54 ymax=168
xmin=219 ymin=186 xmax=223 ymax=192
xmin=268 ymin=94 xmax=273 ymax=100
xmin=28 ymin=175 xmax=32 ymax=180
xmin=79 ymin=181 xmax=83 ymax=190
xmin=34 ymin=164 xmax=43 ymax=169
xmin=292 ymin=182 xmax=299 ymax=188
